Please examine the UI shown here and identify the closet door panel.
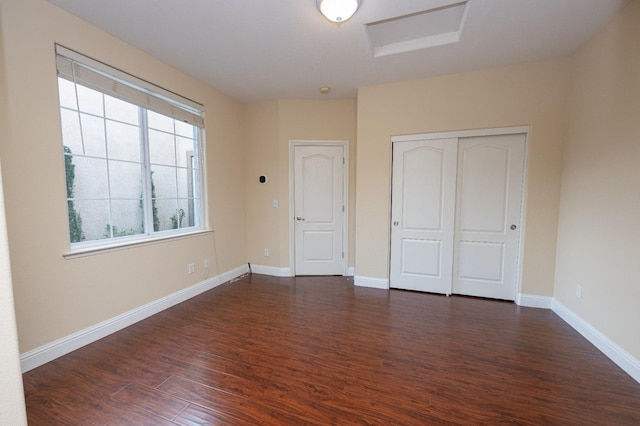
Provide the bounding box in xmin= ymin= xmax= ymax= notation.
xmin=390 ymin=139 xmax=457 ymax=294
xmin=452 ymin=134 xmax=525 ymax=300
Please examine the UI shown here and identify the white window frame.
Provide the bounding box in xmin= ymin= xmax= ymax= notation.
xmin=56 ymin=45 xmax=207 ymax=254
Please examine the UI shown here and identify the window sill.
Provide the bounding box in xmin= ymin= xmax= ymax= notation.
xmin=63 ymin=229 xmax=214 ymax=260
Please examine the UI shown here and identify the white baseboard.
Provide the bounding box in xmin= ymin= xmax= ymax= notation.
xmin=249 ymin=265 xmax=353 ymax=277
xmin=20 ymin=264 xmax=249 ymax=373
xmin=552 ymin=300 xmax=640 ymax=384
xmin=346 ymin=267 xmax=355 ymax=277
xmin=249 ymin=264 xmax=293 ymax=277
xmin=516 ymin=293 xmax=553 ymax=309
xmin=354 ymin=275 xmax=389 ymax=289
xmin=217 ymin=264 xmax=250 ymax=284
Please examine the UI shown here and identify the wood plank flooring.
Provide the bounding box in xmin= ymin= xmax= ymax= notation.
xmin=23 ymin=274 xmax=640 ymax=425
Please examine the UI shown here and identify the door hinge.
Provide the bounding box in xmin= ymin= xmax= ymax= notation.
xmin=343 ymin=157 xmax=345 ymax=165
xmin=342 ymin=251 xmax=344 ymax=259
xmin=342 ymin=205 xmax=345 ymax=212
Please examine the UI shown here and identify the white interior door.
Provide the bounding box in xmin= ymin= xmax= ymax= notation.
xmin=294 ymin=145 xmax=345 ymax=275
xmin=452 ymin=134 xmax=525 ymax=300
xmin=390 ymin=139 xmax=458 ymax=294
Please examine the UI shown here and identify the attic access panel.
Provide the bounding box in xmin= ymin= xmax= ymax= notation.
xmin=366 ymin=1 xmax=469 ymax=57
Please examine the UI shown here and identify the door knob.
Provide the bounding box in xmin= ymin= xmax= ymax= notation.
xmin=510 ymin=224 xmax=517 ymax=230
xmin=296 ymin=216 xmax=305 ymax=221
xmin=393 ymin=221 xmax=399 ymax=226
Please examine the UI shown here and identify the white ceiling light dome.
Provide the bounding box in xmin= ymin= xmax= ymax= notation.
xmin=318 ymin=0 xmax=360 ymax=23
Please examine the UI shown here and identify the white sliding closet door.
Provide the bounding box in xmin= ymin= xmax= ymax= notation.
xmin=452 ymin=134 xmax=525 ymax=300
xmin=389 ymin=133 xmax=525 ymax=301
xmin=389 ymin=139 xmax=457 ymax=294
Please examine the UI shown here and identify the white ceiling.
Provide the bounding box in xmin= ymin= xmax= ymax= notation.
xmin=48 ymin=0 xmax=629 ymax=104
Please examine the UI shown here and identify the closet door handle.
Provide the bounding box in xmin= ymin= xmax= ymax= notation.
xmin=510 ymin=224 xmax=517 ymax=230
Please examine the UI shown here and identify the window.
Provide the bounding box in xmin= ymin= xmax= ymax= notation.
xmin=55 ymin=46 xmax=205 ymax=249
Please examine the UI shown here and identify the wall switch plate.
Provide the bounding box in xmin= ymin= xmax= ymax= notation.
xmin=204 ymin=259 xmax=210 ymax=269
xmin=576 ymin=284 xmax=582 ymax=299
xmin=264 ymin=248 xmax=269 ymax=257
xmin=273 ymin=199 xmax=278 ymax=208
xmin=188 ymin=263 xmax=195 ymax=274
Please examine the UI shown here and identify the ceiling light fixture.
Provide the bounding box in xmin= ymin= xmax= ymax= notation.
xmin=317 ymin=0 xmax=360 ymax=23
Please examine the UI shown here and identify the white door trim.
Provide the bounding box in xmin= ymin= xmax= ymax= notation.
xmin=390 ymin=126 xmax=529 ymax=297
xmin=392 ymin=126 xmax=530 ymax=143
xmin=289 ymin=140 xmax=349 ymax=276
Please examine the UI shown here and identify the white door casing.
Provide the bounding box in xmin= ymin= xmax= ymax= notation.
xmin=390 ymin=139 xmax=458 ymax=294
xmin=292 ymin=143 xmax=346 ymax=275
xmin=452 ymin=134 xmax=525 ymax=300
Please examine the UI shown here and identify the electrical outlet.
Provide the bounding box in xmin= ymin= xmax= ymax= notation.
xmin=264 ymin=248 xmax=269 ymax=257
xmin=188 ymin=263 xmax=195 ymax=274
xmin=204 ymin=259 xmax=210 ymax=269
xmin=576 ymin=284 xmax=582 ymax=299
xmin=273 ymin=199 xmax=278 ymax=208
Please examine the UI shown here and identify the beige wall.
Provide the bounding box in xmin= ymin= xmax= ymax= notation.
xmin=0 ymin=0 xmax=246 ymax=352
xmin=355 ymin=59 xmax=571 ymax=296
xmin=0 ymin=165 xmax=27 ymax=424
xmin=244 ymin=99 xmax=357 ymax=270
xmin=555 ymin=0 xmax=640 ymax=359
xmin=245 ymin=101 xmax=281 ymax=266
xmin=0 ymin=12 xmax=28 ymax=422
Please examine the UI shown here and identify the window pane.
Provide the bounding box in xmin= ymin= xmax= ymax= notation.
xmin=67 ymin=200 xmax=84 ymax=243
xmin=150 ymin=165 xmax=177 ymax=199
xmin=175 ymin=120 xmax=194 ymax=138
xmin=61 ymin=111 xmax=108 ymax=158
xmin=80 ymin=113 xmax=107 ymax=158
xmin=176 ymin=136 xmax=196 ymax=168
xmin=58 ymin=78 xmax=78 ymax=110
xmin=71 ymin=199 xmax=110 ymax=242
xmin=76 ymin=84 xmax=104 ymax=116
xmin=60 ymin=109 xmax=83 ymax=154
xmin=176 ymin=167 xmax=195 ymax=199
xmin=154 ymin=198 xmax=179 ymax=231
xmin=148 ymin=110 xmax=174 ymax=133
xmin=177 ymin=198 xmax=195 ymax=228
xmin=72 ymin=156 xmax=109 ymax=200
xmin=107 ymin=200 xmax=144 ymax=238
xmin=104 ymin=94 xmax=139 ymax=125
xmin=108 ymin=160 xmax=142 ymax=199
xmin=106 ymin=120 xmax=141 ymax=162
xmin=149 ymin=129 xmax=175 ymax=166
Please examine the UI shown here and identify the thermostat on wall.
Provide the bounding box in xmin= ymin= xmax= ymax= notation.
xmin=259 ymin=175 xmax=268 ymax=184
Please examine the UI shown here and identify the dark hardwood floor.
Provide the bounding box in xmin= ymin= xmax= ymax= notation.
xmin=23 ymin=274 xmax=640 ymax=425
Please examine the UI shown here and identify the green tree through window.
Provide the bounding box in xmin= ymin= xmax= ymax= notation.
xmin=64 ymin=146 xmax=84 ymax=243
